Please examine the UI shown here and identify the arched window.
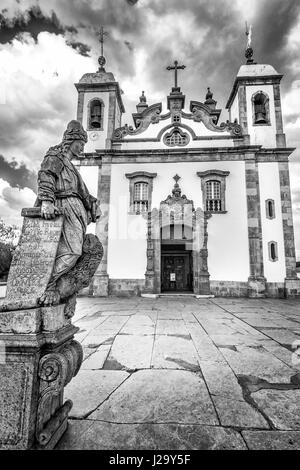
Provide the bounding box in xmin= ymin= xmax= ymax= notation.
xmin=133 ymin=182 xmax=149 ymax=214
xmin=126 ymin=171 xmax=157 ymax=215
xmin=252 ymin=91 xmax=270 ymax=125
xmin=88 ymin=99 xmax=104 ymax=130
xmin=268 ymin=241 xmax=278 ymax=262
xmin=266 ymin=199 xmax=275 ymax=219
xmin=205 ymin=180 xmax=221 ymax=212
xmin=197 ymin=170 xmax=230 ymax=214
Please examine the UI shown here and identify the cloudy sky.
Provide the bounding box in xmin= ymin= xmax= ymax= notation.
xmin=0 ymin=0 xmax=300 ymax=256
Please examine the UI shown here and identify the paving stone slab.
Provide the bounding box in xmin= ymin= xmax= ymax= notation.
xmin=57 ymin=422 xmax=246 ymax=450
xmin=151 ymin=335 xmax=200 ymax=370
xmin=90 ymin=370 xmax=218 ymax=425
xmin=210 ymin=333 xmax=267 ymax=348
xmin=81 ymin=345 xmax=111 ymax=370
xmin=95 ymin=316 xmax=130 ymax=332
xmin=212 ymin=396 xmax=269 ymax=429
xmin=82 ymin=332 xmax=116 ymax=348
xmin=64 ymin=370 xmax=129 ymax=419
xmin=55 ymin=420 xmax=95 ymax=450
xmin=220 ymin=344 xmax=296 ymax=383
xmin=258 ymin=328 xmax=300 ymax=346
xmin=189 ymin=323 xmax=226 ymax=362
xmin=156 ymin=319 xmax=189 ymax=335
xmin=120 ymin=315 xmax=156 ymax=335
xmin=251 ymin=389 xmax=300 ymax=430
xmin=104 ymin=334 xmax=154 ymax=371
xmin=199 ymin=360 xmax=244 ymax=400
xmin=242 ymin=431 xmax=300 ymax=450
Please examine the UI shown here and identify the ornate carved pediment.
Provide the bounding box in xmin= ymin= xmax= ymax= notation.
xmin=113 ymin=103 xmax=164 ymax=139
xmin=160 ymin=175 xmax=194 ymax=210
xmin=182 ymin=101 xmax=243 ymax=136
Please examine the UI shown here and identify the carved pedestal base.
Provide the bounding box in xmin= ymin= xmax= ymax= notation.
xmin=143 ymin=272 xmax=155 ymax=294
xmin=92 ymin=274 xmax=109 ymax=297
xmin=284 ymin=278 xmax=300 ymax=298
xmin=248 ymin=276 xmax=266 ymax=298
xmin=0 ymin=305 xmax=83 ymax=450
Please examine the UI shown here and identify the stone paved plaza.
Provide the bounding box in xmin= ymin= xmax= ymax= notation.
xmin=57 ymin=296 xmax=300 ymax=450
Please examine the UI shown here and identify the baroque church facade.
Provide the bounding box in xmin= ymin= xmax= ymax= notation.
xmin=72 ymin=38 xmax=300 ymax=299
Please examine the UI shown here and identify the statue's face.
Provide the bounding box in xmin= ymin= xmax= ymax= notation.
xmin=70 ymin=139 xmax=85 ymax=157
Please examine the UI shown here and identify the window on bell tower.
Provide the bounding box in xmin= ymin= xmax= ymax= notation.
xmin=252 ymin=91 xmax=270 ymax=126
xmin=88 ymin=98 xmax=104 ymax=130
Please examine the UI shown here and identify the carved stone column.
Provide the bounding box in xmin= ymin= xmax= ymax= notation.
xmin=278 ymin=161 xmax=300 ymax=297
xmin=193 ymin=208 xmax=211 ymax=295
xmin=94 ymin=155 xmax=112 ymax=296
xmin=144 ymin=211 xmax=155 ymax=293
xmin=245 ymin=159 xmax=266 ymax=297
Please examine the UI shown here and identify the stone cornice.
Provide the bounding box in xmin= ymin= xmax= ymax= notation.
xmin=74 ymin=81 xmax=125 ymax=113
xmin=226 ymin=75 xmax=283 ymax=110
xmin=72 ymin=146 xmax=295 ymax=165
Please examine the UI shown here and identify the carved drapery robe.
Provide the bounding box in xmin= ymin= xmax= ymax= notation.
xmin=36 ymin=146 xmax=97 ymax=285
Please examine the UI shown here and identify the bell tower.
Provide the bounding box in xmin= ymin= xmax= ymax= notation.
xmin=226 ymin=25 xmax=286 ymax=148
xmin=74 ymin=27 xmax=125 ymax=152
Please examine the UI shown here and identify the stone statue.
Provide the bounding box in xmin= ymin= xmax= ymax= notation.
xmin=0 ymin=120 xmax=103 ymax=449
xmin=34 ymin=120 xmax=103 ymax=314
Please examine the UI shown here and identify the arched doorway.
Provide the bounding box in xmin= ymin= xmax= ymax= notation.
xmin=144 ymin=175 xmax=211 ymax=295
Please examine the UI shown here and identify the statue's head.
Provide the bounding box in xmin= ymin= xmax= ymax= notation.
xmin=62 ymin=120 xmax=88 ymax=157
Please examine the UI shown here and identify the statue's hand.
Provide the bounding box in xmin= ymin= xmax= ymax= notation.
xmin=90 ymin=199 xmax=101 ymax=223
xmin=41 ymin=201 xmax=60 ymax=219
xmin=87 ymin=210 xmax=93 ymax=225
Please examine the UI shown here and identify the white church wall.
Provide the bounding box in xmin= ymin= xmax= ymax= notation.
xmin=246 ymin=84 xmax=277 ymax=147
xmin=107 ymin=161 xmax=249 ymax=281
xmin=229 ymin=93 xmax=239 ymax=123
xmin=258 ymin=162 xmax=286 ymax=282
xmin=79 ymin=165 xmax=98 ymax=235
xmin=82 ymin=91 xmax=110 ymax=152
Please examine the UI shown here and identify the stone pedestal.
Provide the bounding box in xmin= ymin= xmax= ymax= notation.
xmin=248 ymin=276 xmax=266 ymax=298
xmin=143 ymin=272 xmax=155 ymax=294
xmin=92 ymin=273 xmax=109 ymax=297
xmin=284 ymin=278 xmax=300 ymax=298
xmin=0 ymin=305 xmax=82 ymax=450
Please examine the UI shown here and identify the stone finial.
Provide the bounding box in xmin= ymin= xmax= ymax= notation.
xmin=140 ymin=91 xmax=147 ymax=103
xmin=204 ymin=87 xmax=217 ymax=109
xmin=136 ymin=90 xmax=148 ymax=113
xmin=98 ymin=55 xmax=106 ymax=71
xmin=206 ymin=87 xmax=213 ymax=101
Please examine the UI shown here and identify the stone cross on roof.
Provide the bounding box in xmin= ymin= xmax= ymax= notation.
xmin=166 ymin=60 xmax=186 ymax=89
xmin=173 ymin=174 xmax=181 ymax=184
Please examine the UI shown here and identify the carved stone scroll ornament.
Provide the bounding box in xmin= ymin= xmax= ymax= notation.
xmin=191 ymin=105 xmax=243 ymax=136
xmin=113 ymin=103 xmax=163 ymax=139
xmin=36 ymin=339 xmax=83 ymax=448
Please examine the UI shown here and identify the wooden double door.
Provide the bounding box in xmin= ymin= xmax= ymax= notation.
xmin=161 ymin=252 xmax=193 ymax=292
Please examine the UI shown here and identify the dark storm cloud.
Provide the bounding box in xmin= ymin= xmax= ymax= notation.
xmin=67 ymin=40 xmax=91 ymax=57
xmin=126 ymin=0 xmax=139 ymax=5
xmin=253 ymin=0 xmax=300 ymax=87
xmin=135 ymin=0 xmax=300 ymax=116
xmin=0 ymin=5 xmax=64 ymax=43
xmin=0 ymin=155 xmax=37 ymax=192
